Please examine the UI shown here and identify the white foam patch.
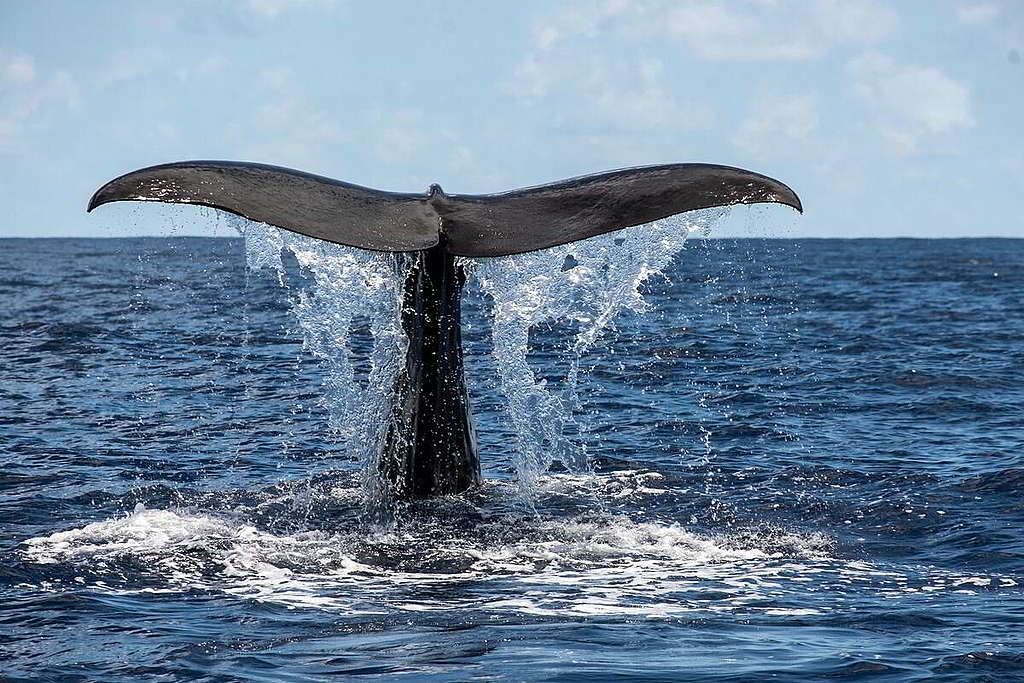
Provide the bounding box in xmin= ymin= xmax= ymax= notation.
xmin=24 ymin=506 xmax=236 ymax=564
xmin=24 ymin=474 xmax=1016 ymax=618
xmin=25 ymin=493 xmax=1008 ymax=619
xmin=537 ymin=470 xmax=672 ymax=499
xmin=23 ymin=504 xmax=384 ymax=610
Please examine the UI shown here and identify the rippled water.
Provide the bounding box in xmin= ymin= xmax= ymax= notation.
xmin=2 ymin=233 xmax=1022 ymax=681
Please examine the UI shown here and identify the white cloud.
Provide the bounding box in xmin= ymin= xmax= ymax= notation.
xmin=662 ymin=4 xmax=817 ymax=61
xmin=0 ymin=50 xmax=79 ymax=154
xmin=135 ymin=0 xmax=338 ymax=34
xmin=94 ymin=48 xmax=166 ymax=88
xmin=179 ymin=55 xmax=229 ymax=81
xmin=525 ymin=0 xmax=899 ymax=64
xmin=956 ymin=3 xmax=1000 ymax=26
xmin=590 ymin=58 xmax=678 ymax=129
xmin=222 ymin=68 xmax=345 ymax=170
xmin=235 ymin=106 xmax=344 ymax=169
xmin=353 ymin=108 xmax=490 ymax=191
xmin=508 ymin=54 xmax=551 ymax=100
xmin=666 ymin=0 xmax=898 ymax=60
xmin=369 ymin=108 xmax=431 ymax=164
xmin=505 ymin=0 xmax=900 ymax=150
xmin=811 ymin=0 xmax=899 ymax=44
xmin=240 ymin=0 xmax=338 ymax=18
xmin=733 ymin=94 xmax=819 ymax=159
xmin=952 ymin=3 xmax=1022 ymax=67
xmin=849 ymin=53 xmax=974 ymax=153
xmin=1 ymin=50 xmax=36 ymax=86
xmin=508 ymin=49 xmax=709 ymax=135
xmin=258 ymin=66 xmax=295 ymax=90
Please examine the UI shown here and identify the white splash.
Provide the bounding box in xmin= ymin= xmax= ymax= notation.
xmin=236 ymin=210 xmax=723 ymax=503
xmin=470 ymin=211 xmax=722 ymax=494
xmin=238 ymin=220 xmax=411 ymax=506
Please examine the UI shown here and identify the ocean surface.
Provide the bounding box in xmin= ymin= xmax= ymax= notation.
xmin=1 ymin=232 xmax=1022 ymax=681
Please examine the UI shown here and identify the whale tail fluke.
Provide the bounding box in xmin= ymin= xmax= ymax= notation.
xmin=88 ymin=159 xmax=801 ymax=500
xmin=88 ymin=161 xmax=801 ymax=257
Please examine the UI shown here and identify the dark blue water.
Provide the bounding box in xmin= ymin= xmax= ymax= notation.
xmin=2 ymin=236 xmax=1022 ymax=681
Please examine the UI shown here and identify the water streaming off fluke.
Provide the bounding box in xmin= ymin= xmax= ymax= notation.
xmin=237 ymin=210 xmax=724 ymax=505
xmin=238 ymin=219 xmax=411 ymax=510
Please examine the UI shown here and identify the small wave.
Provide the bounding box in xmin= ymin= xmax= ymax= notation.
xmin=957 ymin=468 xmax=1024 ymax=494
xmin=932 ymin=651 xmax=1024 ymax=675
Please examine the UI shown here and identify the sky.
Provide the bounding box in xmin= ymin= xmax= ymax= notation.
xmin=1 ymin=0 xmax=1021 ymax=239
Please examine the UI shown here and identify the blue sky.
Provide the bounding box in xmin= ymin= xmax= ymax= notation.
xmin=1 ymin=0 xmax=1021 ymax=238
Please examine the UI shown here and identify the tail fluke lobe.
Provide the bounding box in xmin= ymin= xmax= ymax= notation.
xmin=437 ymin=163 xmax=802 ymax=257
xmin=87 ymin=160 xmax=440 ymax=252
xmin=88 ymin=161 xmax=800 ymax=256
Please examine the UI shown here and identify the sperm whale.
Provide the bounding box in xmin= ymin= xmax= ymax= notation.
xmin=88 ymin=161 xmax=801 ymax=499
